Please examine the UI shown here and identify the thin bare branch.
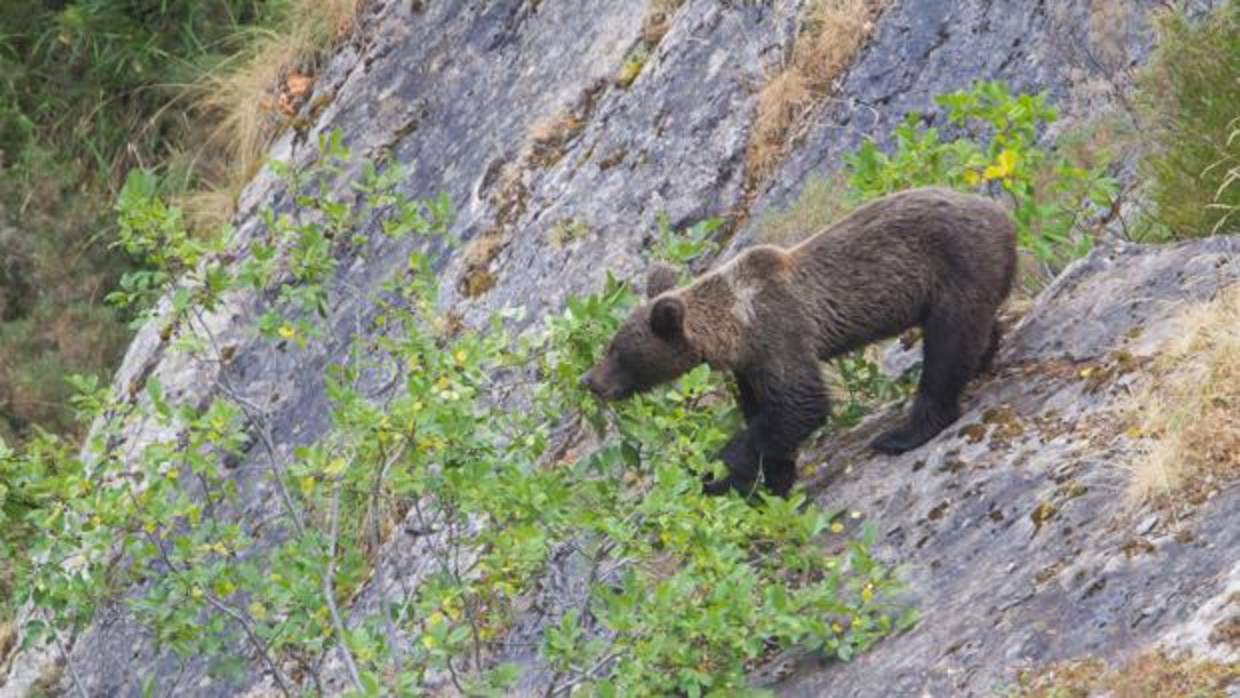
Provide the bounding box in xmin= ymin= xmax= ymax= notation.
xmin=325 ymin=482 xmax=365 ymax=692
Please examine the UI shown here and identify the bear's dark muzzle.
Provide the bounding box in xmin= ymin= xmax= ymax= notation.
xmin=580 ymin=368 xmax=627 ymax=400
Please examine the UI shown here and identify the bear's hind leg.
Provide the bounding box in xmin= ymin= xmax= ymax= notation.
xmin=871 ymin=306 xmax=988 ymax=454
xmin=976 ymin=320 xmax=1002 ymax=376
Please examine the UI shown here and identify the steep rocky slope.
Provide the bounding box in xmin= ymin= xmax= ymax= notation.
xmin=769 ymin=236 xmax=1240 ymax=696
xmin=4 ymin=0 xmax=1236 ymax=695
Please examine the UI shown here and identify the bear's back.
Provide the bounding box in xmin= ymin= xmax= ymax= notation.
xmin=785 ymin=187 xmax=1016 ymax=355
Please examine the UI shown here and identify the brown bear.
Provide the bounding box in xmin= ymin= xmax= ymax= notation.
xmin=581 ymin=186 xmax=1016 ymax=496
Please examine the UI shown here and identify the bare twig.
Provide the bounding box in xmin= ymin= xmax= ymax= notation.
xmin=201 ymin=593 xmax=296 ymax=697
xmin=369 ymin=444 xmax=408 ymax=673
xmin=211 ymin=378 xmax=308 ymax=538
xmin=125 ymin=489 xmax=296 ymax=697
xmin=325 ymin=482 xmax=365 ymax=692
xmin=187 ymin=306 xmax=307 ymax=538
xmin=46 ymin=617 xmax=88 ymax=698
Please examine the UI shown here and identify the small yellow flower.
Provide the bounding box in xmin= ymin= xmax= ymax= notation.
xmin=983 ymin=149 xmax=1019 ymax=181
xmin=248 ymin=602 xmax=268 ymax=620
xmin=862 ymin=583 xmax=875 ymax=604
xmin=454 ymin=349 xmax=467 ymax=365
xmin=324 ymin=457 xmax=347 ymax=477
xmin=963 ymin=169 xmax=983 ymax=187
xmin=278 ymin=323 xmax=296 ymax=340
xmin=832 ymin=622 xmax=844 ymax=634
xmin=191 ymin=587 xmax=204 ymax=600
xmin=830 ymin=522 xmax=845 ymax=534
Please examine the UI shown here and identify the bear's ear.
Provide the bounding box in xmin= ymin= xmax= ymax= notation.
xmin=645 ymin=263 xmax=679 ymax=299
xmin=650 ymin=296 xmax=685 ymax=340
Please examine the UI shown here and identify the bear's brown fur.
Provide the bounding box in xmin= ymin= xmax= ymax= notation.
xmin=582 ymin=186 xmax=1017 ymax=496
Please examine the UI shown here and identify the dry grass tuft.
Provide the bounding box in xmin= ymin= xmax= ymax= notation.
xmin=528 ymin=111 xmax=586 ymax=168
xmin=745 ymin=0 xmax=885 ymax=187
xmin=189 ymin=0 xmax=361 ymax=226
xmin=0 ymin=620 xmax=14 ymax=660
xmin=1127 ymin=283 xmax=1240 ymax=505
xmin=30 ymin=655 xmax=65 ymax=696
xmin=612 ymin=0 xmax=686 ymax=90
xmin=641 ymin=0 xmax=686 ymax=45
xmin=459 ymin=230 xmax=508 ymax=298
xmin=1018 ymin=650 xmax=1239 ymax=698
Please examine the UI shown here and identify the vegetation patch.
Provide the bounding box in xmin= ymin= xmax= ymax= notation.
xmin=611 ymin=0 xmax=687 ymax=90
xmin=641 ymin=0 xmax=686 ymax=45
xmin=190 ymin=0 xmax=361 ymax=226
xmin=1127 ymin=284 xmax=1240 ymax=506
xmin=460 ymin=231 xmax=507 ymax=297
xmin=745 ymin=0 xmax=886 ymax=189
xmin=1 ymin=135 xmax=913 ymax=694
xmin=528 ymin=111 xmax=587 ymax=169
xmin=760 ymin=171 xmax=854 ymax=247
xmin=0 ymin=619 xmax=13 ymax=661
xmin=1136 ymin=3 xmax=1240 ymax=238
xmin=824 ymin=345 xmax=917 ymax=429
xmin=615 ymin=46 xmax=651 ymax=89
xmin=1017 ymin=651 xmax=1239 ymax=698
xmin=1212 ymin=616 xmax=1240 ymax=649
xmin=548 ymin=218 xmax=591 ymax=247
xmin=759 ymin=81 xmax=1118 ymax=285
xmin=459 ymin=159 xmax=526 ymax=298
xmin=0 ymin=0 xmax=366 ymax=444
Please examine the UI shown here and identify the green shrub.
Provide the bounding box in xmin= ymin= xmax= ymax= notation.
xmin=4 ymin=132 xmax=912 ymax=694
xmin=1137 ymin=4 xmax=1240 ymax=237
xmin=845 ymin=81 xmax=1117 ymax=274
xmin=763 ymin=81 xmax=1119 ymax=289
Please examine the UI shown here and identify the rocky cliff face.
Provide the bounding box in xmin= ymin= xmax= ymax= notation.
xmin=769 ymin=235 xmax=1240 ymax=696
xmin=4 ymin=1 xmax=1237 ymax=696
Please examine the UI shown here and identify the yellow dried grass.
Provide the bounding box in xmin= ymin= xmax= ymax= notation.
xmin=745 ymin=0 xmax=885 ymax=186
xmin=1128 ymin=283 xmax=1240 ymax=505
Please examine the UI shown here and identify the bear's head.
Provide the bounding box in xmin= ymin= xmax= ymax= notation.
xmin=580 ymin=264 xmax=703 ymax=400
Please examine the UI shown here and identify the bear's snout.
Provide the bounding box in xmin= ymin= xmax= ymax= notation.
xmin=580 ymin=366 xmax=627 ymax=400
xmin=580 ymin=368 xmax=611 ymax=398
xmin=579 ymin=370 xmax=599 ymax=394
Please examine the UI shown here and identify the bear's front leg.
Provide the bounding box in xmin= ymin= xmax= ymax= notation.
xmin=704 ymin=362 xmax=829 ymax=498
xmin=702 ymin=374 xmax=762 ymax=496
xmin=703 ymin=428 xmax=762 ymax=496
